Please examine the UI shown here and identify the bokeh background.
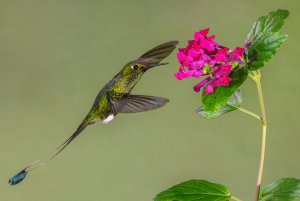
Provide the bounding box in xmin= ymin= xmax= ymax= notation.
xmin=0 ymin=0 xmax=299 ymax=200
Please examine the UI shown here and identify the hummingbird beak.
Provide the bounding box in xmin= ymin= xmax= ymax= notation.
xmin=146 ymin=62 xmax=168 ymax=69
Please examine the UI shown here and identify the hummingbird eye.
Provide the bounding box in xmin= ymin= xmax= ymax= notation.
xmin=131 ymin=65 xmax=139 ymax=70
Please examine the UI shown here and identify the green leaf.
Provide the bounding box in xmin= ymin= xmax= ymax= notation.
xmin=259 ymin=178 xmax=300 ymax=201
xmin=246 ymin=9 xmax=289 ymax=43
xmin=196 ymin=90 xmax=243 ymax=119
xmin=154 ymin=179 xmax=231 ymax=201
xmin=246 ymin=32 xmax=288 ymax=71
xmin=201 ymin=68 xmax=248 ymax=114
xmin=245 ymin=9 xmax=289 ymax=71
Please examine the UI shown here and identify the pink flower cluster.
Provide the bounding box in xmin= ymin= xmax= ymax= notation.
xmin=175 ymin=28 xmax=245 ymax=94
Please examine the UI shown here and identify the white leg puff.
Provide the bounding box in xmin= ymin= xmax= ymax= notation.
xmin=101 ymin=114 xmax=115 ymax=124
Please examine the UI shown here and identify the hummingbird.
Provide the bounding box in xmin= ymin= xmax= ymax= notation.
xmin=9 ymin=40 xmax=179 ymax=185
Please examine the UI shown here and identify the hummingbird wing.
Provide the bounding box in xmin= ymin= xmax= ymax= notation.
xmin=112 ymin=95 xmax=169 ymax=113
xmin=137 ymin=40 xmax=179 ymax=64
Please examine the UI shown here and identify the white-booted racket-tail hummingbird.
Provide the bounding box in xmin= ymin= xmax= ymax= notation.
xmin=9 ymin=40 xmax=179 ymax=185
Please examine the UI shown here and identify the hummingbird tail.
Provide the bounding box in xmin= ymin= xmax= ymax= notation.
xmin=9 ymin=122 xmax=89 ymax=185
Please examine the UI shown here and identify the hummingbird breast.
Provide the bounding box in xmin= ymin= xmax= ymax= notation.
xmin=110 ymin=73 xmax=143 ymax=94
xmin=87 ymin=71 xmax=142 ymax=124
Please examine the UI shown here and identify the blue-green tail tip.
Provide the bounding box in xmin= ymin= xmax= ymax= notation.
xmin=9 ymin=169 xmax=27 ymax=185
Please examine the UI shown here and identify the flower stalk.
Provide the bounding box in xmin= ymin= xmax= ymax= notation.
xmin=251 ymin=70 xmax=267 ymax=201
xmin=231 ymin=196 xmax=243 ymax=201
xmin=236 ymin=107 xmax=261 ymax=120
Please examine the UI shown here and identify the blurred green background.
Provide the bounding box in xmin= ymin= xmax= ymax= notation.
xmin=0 ymin=0 xmax=299 ymax=200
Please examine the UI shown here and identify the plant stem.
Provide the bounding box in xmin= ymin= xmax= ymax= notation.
xmin=252 ymin=70 xmax=267 ymax=201
xmin=249 ymin=73 xmax=256 ymax=80
xmin=231 ymin=196 xmax=243 ymax=201
xmin=237 ymin=107 xmax=261 ymax=120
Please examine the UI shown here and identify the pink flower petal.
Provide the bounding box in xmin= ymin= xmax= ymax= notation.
xmin=177 ymin=52 xmax=186 ymax=63
xmin=199 ymin=53 xmax=211 ymax=62
xmin=207 ymin=35 xmax=215 ymax=41
xmin=214 ymin=48 xmax=229 ymax=62
xmin=193 ymin=42 xmax=202 ymax=51
xmin=175 ymin=69 xmax=198 ymax=80
xmin=194 ymin=28 xmax=210 ymax=41
xmin=190 ymin=60 xmax=205 ymax=69
xmin=175 ymin=71 xmax=184 ymax=80
xmin=244 ymin=42 xmax=252 ymax=48
xmin=230 ymin=47 xmax=245 ymax=59
xmin=194 ymin=32 xmax=204 ymax=41
xmin=220 ymin=64 xmax=232 ymax=74
xmin=188 ymin=49 xmax=200 ymax=58
xmin=213 ymin=66 xmax=222 ymax=78
xmin=220 ymin=76 xmax=232 ymax=86
xmin=193 ymin=70 xmax=203 ymax=78
xmin=201 ymin=39 xmax=215 ymax=51
xmin=204 ymin=84 xmax=214 ymax=94
xmin=179 ymin=66 xmax=185 ymax=72
xmin=199 ymin=28 xmax=209 ymax=37
xmin=193 ymin=77 xmax=211 ymax=92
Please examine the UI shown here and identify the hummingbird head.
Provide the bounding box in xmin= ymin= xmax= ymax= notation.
xmin=117 ymin=41 xmax=178 ymax=92
xmin=121 ymin=40 xmax=179 ymax=77
xmin=117 ymin=61 xmax=168 ymax=95
xmin=121 ymin=61 xmax=168 ymax=77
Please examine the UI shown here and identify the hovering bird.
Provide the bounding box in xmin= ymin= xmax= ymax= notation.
xmin=9 ymin=40 xmax=179 ymax=185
